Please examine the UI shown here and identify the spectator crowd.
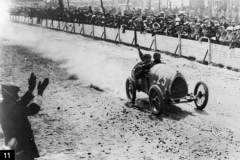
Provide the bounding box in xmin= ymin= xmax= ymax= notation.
xmin=10 ymin=5 xmax=240 ymax=48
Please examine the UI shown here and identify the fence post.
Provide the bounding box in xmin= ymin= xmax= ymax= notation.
xmin=73 ymin=22 xmax=75 ymax=33
xmin=154 ymin=34 xmax=157 ymax=51
xmin=134 ymin=27 xmax=137 ymax=45
xmin=208 ymin=38 xmax=212 ymax=64
xmin=104 ymin=25 xmax=106 ymax=39
xmin=118 ymin=28 xmax=121 ymax=43
xmin=82 ymin=23 xmax=85 ymax=35
xmin=92 ymin=24 xmax=95 ymax=38
xmin=178 ymin=33 xmax=182 ymax=57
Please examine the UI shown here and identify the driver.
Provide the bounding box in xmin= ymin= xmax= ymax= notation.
xmin=135 ymin=44 xmax=153 ymax=80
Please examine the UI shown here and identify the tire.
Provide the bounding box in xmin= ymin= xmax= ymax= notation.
xmin=149 ymin=85 xmax=164 ymax=115
xmin=194 ymin=81 xmax=209 ymax=110
xmin=126 ymin=77 xmax=136 ymax=103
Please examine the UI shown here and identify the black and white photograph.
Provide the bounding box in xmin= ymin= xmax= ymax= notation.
xmin=0 ymin=0 xmax=240 ymax=159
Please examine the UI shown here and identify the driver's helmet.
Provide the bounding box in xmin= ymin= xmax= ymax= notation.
xmin=142 ymin=54 xmax=152 ymax=63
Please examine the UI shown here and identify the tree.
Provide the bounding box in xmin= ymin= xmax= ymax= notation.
xmin=159 ymin=0 xmax=161 ymax=11
xmin=148 ymin=0 xmax=151 ymax=10
xmin=58 ymin=0 xmax=64 ymax=10
xmin=100 ymin=0 xmax=106 ymax=16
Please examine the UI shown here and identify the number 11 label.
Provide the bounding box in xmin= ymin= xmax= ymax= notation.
xmin=0 ymin=150 xmax=15 ymax=160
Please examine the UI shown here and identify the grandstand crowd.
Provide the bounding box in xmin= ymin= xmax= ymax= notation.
xmin=10 ymin=5 xmax=240 ymax=48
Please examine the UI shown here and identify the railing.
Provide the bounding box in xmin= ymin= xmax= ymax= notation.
xmin=10 ymin=15 xmax=240 ymax=70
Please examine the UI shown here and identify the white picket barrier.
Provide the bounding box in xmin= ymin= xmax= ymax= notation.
xmin=156 ymin=35 xmax=179 ymax=54
xmin=231 ymin=48 xmax=240 ymax=69
xmin=23 ymin=16 xmax=28 ymax=23
xmin=181 ymin=38 xmax=208 ymax=61
xmin=59 ymin=21 xmax=65 ymax=30
xmin=211 ymin=44 xmax=240 ymax=68
xmin=137 ymin=32 xmax=154 ymax=49
xmin=24 ymin=16 xmax=29 ymax=23
xmin=94 ymin=26 xmax=104 ymax=38
xmin=65 ymin=22 xmax=75 ymax=32
xmin=18 ymin=16 xmax=22 ymax=22
xmin=52 ymin=20 xmax=58 ymax=29
xmin=21 ymin=16 xmax=26 ymax=23
xmin=11 ymin=15 xmax=16 ymax=21
xmin=28 ymin=17 xmax=34 ymax=24
xmin=32 ymin=18 xmax=38 ymax=25
xmin=120 ymin=30 xmax=135 ymax=44
xmin=11 ymin=16 xmax=240 ymax=70
xmin=27 ymin=17 xmax=31 ymax=24
xmin=105 ymin=27 xmax=119 ymax=41
xmin=75 ymin=23 xmax=82 ymax=33
xmin=11 ymin=15 xmax=15 ymax=21
xmin=46 ymin=20 xmax=52 ymax=28
xmin=62 ymin=22 xmax=74 ymax=32
xmin=83 ymin=24 xmax=92 ymax=36
xmin=41 ymin=19 xmax=46 ymax=27
xmin=53 ymin=20 xmax=60 ymax=29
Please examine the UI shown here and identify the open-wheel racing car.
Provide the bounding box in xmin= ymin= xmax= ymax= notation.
xmin=126 ymin=63 xmax=209 ymax=115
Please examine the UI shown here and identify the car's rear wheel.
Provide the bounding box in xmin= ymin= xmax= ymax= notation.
xmin=149 ymin=85 xmax=164 ymax=115
xmin=194 ymin=81 xmax=209 ymax=110
xmin=126 ymin=77 xmax=136 ymax=103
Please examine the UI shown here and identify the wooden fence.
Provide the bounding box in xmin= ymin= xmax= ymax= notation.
xmin=10 ymin=15 xmax=240 ymax=70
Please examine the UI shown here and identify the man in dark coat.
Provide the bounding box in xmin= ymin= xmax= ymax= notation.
xmin=0 ymin=73 xmax=49 ymax=160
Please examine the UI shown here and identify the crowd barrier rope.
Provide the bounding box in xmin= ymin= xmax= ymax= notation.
xmin=10 ymin=15 xmax=240 ymax=70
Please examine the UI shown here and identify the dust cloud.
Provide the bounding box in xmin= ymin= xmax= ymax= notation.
xmin=0 ymin=21 xmax=139 ymax=98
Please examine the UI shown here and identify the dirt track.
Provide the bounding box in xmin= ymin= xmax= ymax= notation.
xmin=0 ymin=22 xmax=240 ymax=160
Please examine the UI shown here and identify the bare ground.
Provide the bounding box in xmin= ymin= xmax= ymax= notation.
xmin=0 ymin=22 xmax=240 ymax=160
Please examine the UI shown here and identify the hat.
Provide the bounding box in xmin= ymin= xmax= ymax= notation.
xmin=235 ymin=25 xmax=240 ymax=30
xmin=226 ymin=26 xmax=233 ymax=31
xmin=196 ymin=23 xmax=201 ymax=26
xmin=214 ymin=21 xmax=220 ymax=26
xmin=1 ymin=83 xmax=20 ymax=99
xmin=178 ymin=11 xmax=185 ymax=16
xmin=220 ymin=15 xmax=226 ymax=19
xmin=175 ymin=17 xmax=181 ymax=22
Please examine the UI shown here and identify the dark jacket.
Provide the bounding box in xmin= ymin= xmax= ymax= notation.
xmin=0 ymin=91 xmax=40 ymax=160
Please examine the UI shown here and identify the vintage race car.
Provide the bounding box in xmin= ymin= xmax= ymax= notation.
xmin=125 ymin=63 xmax=209 ymax=115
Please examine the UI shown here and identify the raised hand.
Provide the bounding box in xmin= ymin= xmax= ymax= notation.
xmin=37 ymin=78 xmax=49 ymax=96
xmin=28 ymin=73 xmax=36 ymax=93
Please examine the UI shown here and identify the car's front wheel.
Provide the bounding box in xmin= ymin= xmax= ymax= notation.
xmin=149 ymin=85 xmax=164 ymax=115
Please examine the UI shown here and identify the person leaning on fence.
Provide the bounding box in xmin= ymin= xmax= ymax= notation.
xmin=224 ymin=26 xmax=235 ymax=47
xmin=0 ymin=73 xmax=49 ymax=160
xmin=219 ymin=26 xmax=227 ymax=45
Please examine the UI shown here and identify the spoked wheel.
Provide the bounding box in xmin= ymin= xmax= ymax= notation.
xmin=149 ymin=85 xmax=164 ymax=115
xmin=194 ymin=81 xmax=209 ymax=110
xmin=126 ymin=77 xmax=136 ymax=103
